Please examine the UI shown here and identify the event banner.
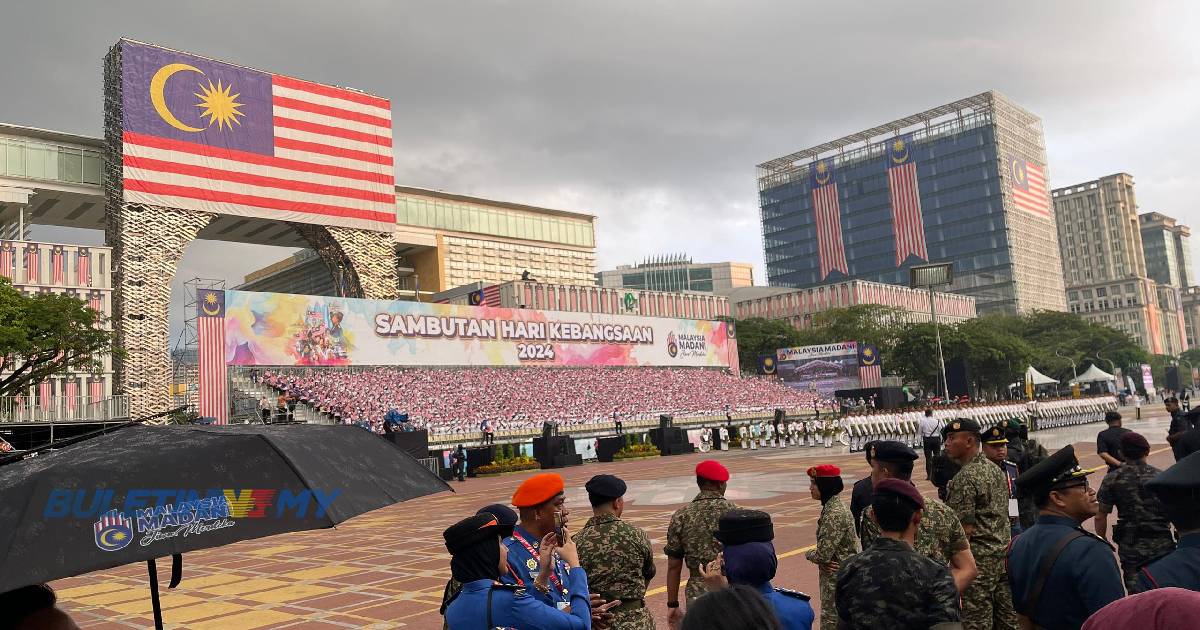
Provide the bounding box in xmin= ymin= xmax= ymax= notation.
xmin=224 ymin=290 xmax=735 ymax=368
xmin=775 ymin=341 xmax=861 ymax=397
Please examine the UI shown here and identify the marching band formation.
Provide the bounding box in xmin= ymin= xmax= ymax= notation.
xmin=694 ymin=396 xmax=1118 ymax=454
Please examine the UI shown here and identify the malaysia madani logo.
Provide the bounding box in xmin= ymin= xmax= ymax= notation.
xmin=94 ymin=510 xmax=134 ymax=552
xmin=666 ymin=331 xmax=679 ymax=358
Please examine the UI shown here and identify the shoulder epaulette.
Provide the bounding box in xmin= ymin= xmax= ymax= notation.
xmin=775 ymin=587 xmax=810 ymax=601
xmin=491 ymin=582 xmax=524 ymax=597
xmin=1074 ymin=526 xmax=1116 ymax=552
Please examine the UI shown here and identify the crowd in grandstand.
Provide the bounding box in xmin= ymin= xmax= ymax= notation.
xmin=261 ymin=367 xmax=825 ymax=434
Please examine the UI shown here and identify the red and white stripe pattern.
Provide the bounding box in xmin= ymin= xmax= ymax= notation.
xmin=77 ymin=249 xmax=91 ymax=286
xmin=88 ymin=291 xmax=103 ymax=316
xmin=89 ymin=378 xmax=104 ymax=402
xmin=122 ymin=75 xmax=396 ymax=232
xmin=0 ymin=244 xmax=12 ymax=279
xmin=1009 ymin=158 xmax=1051 ymax=217
xmin=65 ymin=379 xmax=78 ymax=410
xmin=887 ymin=161 xmax=928 ymax=265
xmin=39 ymin=381 xmax=52 ymax=409
xmin=198 ymin=312 xmax=228 ymax=424
xmin=51 ymin=246 xmax=65 ymax=285
xmin=482 ymin=284 xmax=502 ymax=307
xmin=811 ymin=184 xmax=849 ymax=280
xmin=859 ymin=364 xmax=882 ymax=388
xmin=24 ymin=246 xmax=38 ymax=283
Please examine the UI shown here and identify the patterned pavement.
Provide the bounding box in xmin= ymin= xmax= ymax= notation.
xmin=53 ymin=410 xmax=1178 ymax=629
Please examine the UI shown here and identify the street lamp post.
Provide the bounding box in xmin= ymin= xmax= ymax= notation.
xmin=910 ymin=263 xmax=954 ymax=402
xmin=1055 ymin=349 xmax=1078 ymax=382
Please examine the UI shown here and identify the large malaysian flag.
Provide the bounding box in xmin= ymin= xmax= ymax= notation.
xmin=809 ymin=158 xmax=849 ymax=281
xmin=884 ymin=136 xmax=928 ymax=265
xmin=1006 ymin=155 xmax=1051 ymax=217
xmin=115 ymin=40 xmax=395 ymax=233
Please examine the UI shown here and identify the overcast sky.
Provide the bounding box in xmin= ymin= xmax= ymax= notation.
xmin=2 ymin=1 xmax=1198 ymax=340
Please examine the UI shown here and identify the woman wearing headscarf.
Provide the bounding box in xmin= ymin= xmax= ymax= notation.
xmin=804 ymin=464 xmax=859 ymax=630
xmin=700 ymin=509 xmax=814 ymax=630
xmin=441 ymin=512 xmax=596 ymax=630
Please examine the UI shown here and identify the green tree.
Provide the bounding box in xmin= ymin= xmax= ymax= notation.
xmin=0 ymin=278 xmax=117 ymax=397
xmin=797 ymin=305 xmax=908 ymax=357
xmin=732 ymin=317 xmax=805 ymax=373
xmin=957 ymin=317 xmax=1036 ymax=395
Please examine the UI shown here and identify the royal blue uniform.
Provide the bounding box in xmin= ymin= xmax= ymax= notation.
xmin=1137 ymin=532 xmax=1200 ymax=592
xmin=445 ymin=576 xmax=592 ymax=630
xmin=1006 ymin=515 xmax=1124 ymax=630
xmin=502 ymin=526 xmax=575 ymax=610
xmin=754 ymin=582 xmax=815 ymax=630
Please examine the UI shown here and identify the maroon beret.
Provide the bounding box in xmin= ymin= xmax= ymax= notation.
xmin=873 ymin=478 xmax=925 ymax=510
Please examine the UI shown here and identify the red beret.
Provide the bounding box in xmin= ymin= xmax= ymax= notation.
xmin=696 ymin=460 xmax=730 ymax=482
xmin=807 ymin=464 xmax=841 ymax=478
xmin=511 ymin=473 xmax=565 ymax=508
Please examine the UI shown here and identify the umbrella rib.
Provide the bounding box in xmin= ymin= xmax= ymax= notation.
xmin=252 ymin=434 xmax=332 ymax=519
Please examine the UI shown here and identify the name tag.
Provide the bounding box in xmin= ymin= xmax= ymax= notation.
xmin=557 ymin=602 xmax=572 ymax=612
xmin=1009 ymin=498 xmax=1019 ymax=517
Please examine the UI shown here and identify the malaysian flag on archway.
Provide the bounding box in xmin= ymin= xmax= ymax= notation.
xmin=197 ymin=289 xmax=228 ymax=424
xmin=884 ymin=136 xmax=928 ymax=266
xmin=810 ymin=158 xmax=848 ymax=280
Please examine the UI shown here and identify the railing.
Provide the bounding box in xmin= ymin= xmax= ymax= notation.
xmin=0 ymin=395 xmax=129 ymax=424
xmin=416 ymin=457 xmax=440 ymax=476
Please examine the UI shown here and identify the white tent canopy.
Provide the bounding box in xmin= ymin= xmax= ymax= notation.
xmin=1026 ymin=366 xmax=1059 ymax=385
xmin=1070 ymin=364 xmax=1116 ymax=384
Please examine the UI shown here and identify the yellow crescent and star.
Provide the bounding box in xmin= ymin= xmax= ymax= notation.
xmin=890 ymin=138 xmax=909 ymax=164
xmin=201 ymin=291 xmax=222 ymax=316
xmin=150 ymin=63 xmax=246 ymax=132
xmin=814 ymin=160 xmax=831 ymax=186
xmin=99 ymin=527 xmax=129 ymax=549
xmin=1010 ymin=157 xmax=1026 ymax=185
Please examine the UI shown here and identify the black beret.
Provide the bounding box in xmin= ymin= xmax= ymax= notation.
xmin=1014 ymin=444 xmax=1094 ymax=495
xmin=942 ymin=417 xmax=981 ymax=438
xmin=1147 ymin=451 xmax=1200 ymax=494
xmin=585 ymin=474 xmax=627 ymax=501
xmin=872 ymin=440 xmax=918 ymax=463
xmin=982 ymin=426 xmax=1008 ymax=445
xmin=443 ymin=513 xmax=503 ymax=554
xmin=713 ymin=509 xmax=774 ymax=545
xmin=873 ymin=478 xmax=925 ymax=510
xmin=476 ymin=503 xmax=518 ymax=538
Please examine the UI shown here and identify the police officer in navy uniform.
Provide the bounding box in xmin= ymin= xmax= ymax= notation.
xmin=981 ymin=426 xmax=1023 ymax=537
xmin=1006 ymin=445 xmax=1124 ymax=630
xmin=699 ymin=509 xmax=815 ymax=630
xmin=442 ymin=512 xmax=594 ymax=630
xmin=1136 ymin=451 xmax=1200 ymax=592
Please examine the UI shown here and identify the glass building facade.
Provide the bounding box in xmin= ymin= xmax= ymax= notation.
xmin=758 ymin=92 xmax=1067 ymax=314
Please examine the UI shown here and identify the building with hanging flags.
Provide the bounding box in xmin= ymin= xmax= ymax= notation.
xmin=757 ymin=91 xmax=1067 ymax=314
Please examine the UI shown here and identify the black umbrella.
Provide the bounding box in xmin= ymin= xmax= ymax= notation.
xmin=0 ymin=423 xmax=450 ymax=627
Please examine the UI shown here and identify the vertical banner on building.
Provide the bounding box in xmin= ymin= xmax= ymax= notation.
xmin=884 ymin=135 xmax=928 ymax=266
xmin=858 ymin=343 xmax=882 ymax=388
xmin=1141 ymin=364 xmax=1156 ymax=397
xmin=809 ymin=157 xmax=848 ymax=281
xmin=197 ymin=289 xmax=228 ymax=424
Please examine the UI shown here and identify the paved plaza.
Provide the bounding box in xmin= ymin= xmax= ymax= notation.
xmin=55 ymin=409 xmax=1178 ymax=629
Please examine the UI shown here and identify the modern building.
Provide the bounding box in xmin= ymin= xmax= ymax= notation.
xmin=1053 ymin=175 xmax=1189 ymax=356
xmin=434 ymin=279 xmax=731 ymax=320
xmin=757 ymin=91 xmax=1067 ymax=315
xmin=728 ymin=279 xmax=977 ymax=328
xmin=1140 ymin=211 xmax=1193 ymax=289
xmin=595 ymin=255 xmax=754 ymax=294
xmin=1179 ymin=287 xmax=1200 ymax=349
xmin=1066 ymin=279 xmax=1187 ymax=356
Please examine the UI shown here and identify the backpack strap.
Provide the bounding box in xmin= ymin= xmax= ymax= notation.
xmin=1020 ymin=530 xmax=1087 ymax=622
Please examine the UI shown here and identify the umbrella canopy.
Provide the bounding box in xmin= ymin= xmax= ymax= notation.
xmin=1025 ymin=366 xmax=1059 ymax=385
xmin=1070 ymin=364 xmax=1117 ymax=384
xmin=0 ymin=424 xmax=450 ymax=594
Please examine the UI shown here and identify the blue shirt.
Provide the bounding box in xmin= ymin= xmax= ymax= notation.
xmin=445 ymin=575 xmax=592 ymax=630
xmin=1137 ymin=532 xmax=1199 ymax=592
xmin=1007 ymin=514 xmax=1124 ymax=630
xmin=502 ymin=526 xmax=573 ymax=609
xmin=754 ymin=582 xmax=814 ymax=630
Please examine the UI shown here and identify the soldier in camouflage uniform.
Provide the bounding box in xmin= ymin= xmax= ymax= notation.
xmin=1095 ymin=432 xmax=1177 ymax=593
xmin=836 ymin=478 xmax=963 ymax=629
xmin=943 ymin=418 xmax=1017 ymax=630
xmin=574 ymin=474 xmax=656 ymax=630
xmin=804 ymin=464 xmax=858 ymax=630
xmin=665 ymin=460 xmax=737 ymax=623
xmin=858 ymin=441 xmax=977 ymax=593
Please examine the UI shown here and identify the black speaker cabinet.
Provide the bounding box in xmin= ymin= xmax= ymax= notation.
xmin=946 ymin=357 xmax=972 ymax=398
xmin=1166 ymin=366 xmax=1181 ymax=391
xmin=877 ymin=387 xmax=905 ymax=409
xmin=466 ymin=446 xmax=496 ymax=477
xmin=385 ymin=430 xmax=430 ymax=459
xmin=596 ymin=436 xmax=624 ymax=462
xmin=534 ymin=435 xmax=580 ymax=468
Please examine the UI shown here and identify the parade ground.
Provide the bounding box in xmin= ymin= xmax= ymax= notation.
xmin=55 ymin=408 xmax=1177 ymax=629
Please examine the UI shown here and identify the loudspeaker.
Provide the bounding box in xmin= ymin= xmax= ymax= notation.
xmin=649 ymin=426 xmax=693 ymax=455
xmin=596 ymin=436 xmax=624 ymax=462
xmin=466 ymin=446 xmax=496 ymax=476
xmin=533 ymin=436 xmax=580 ymax=468
xmin=542 ymin=421 xmax=557 ymax=439
xmin=1166 ymin=366 xmax=1181 ymax=391
xmin=659 ymin=414 xmax=673 ymax=430
xmin=877 ymin=387 xmax=905 ymax=409
xmin=946 ymin=357 xmax=972 ymax=398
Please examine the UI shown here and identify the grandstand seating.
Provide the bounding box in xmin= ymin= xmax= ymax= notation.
xmin=261 ymin=367 xmax=824 ymax=435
